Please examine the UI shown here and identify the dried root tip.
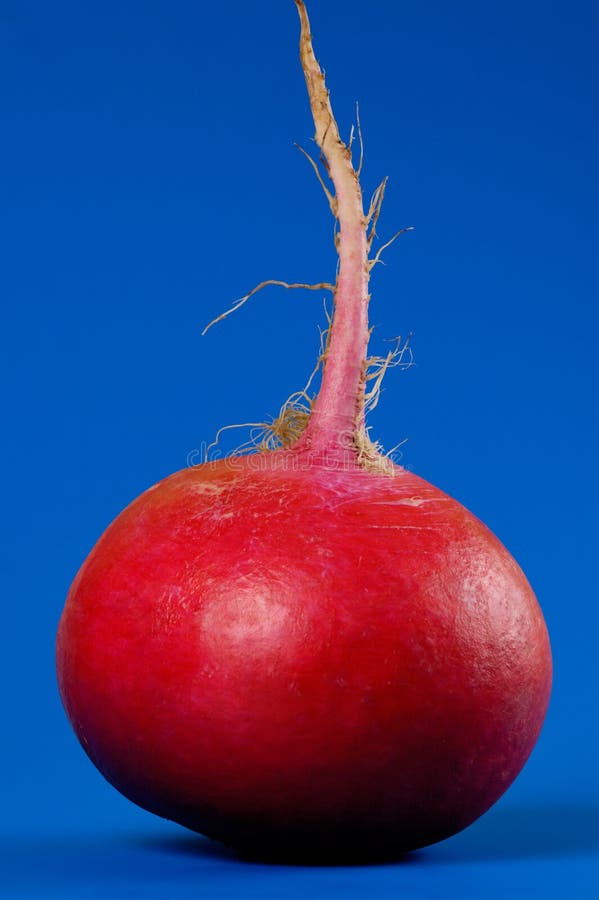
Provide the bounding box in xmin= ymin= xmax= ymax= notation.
xmin=204 ymin=421 xmax=274 ymax=461
xmin=355 ymin=102 xmax=364 ymax=177
xmin=364 ymin=334 xmax=414 ymax=414
xmin=204 ymin=394 xmax=313 ymax=458
xmin=259 ymin=308 xmax=333 ymax=450
xmin=365 ymin=177 xmax=413 ymax=269
xmin=347 ymin=102 xmax=364 ymax=176
xmin=366 ymin=177 xmax=388 ymax=245
xmin=294 ymin=143 xmax=337 ymax=217
xmin=202 ymin=279 xmax=335 ymax=335
xmin=369 ymin=227 xmax=414 ymax=270
xmin=261 ymin=400 xmax=312 ymax=450
xmin=205 ymin=297 xmax=335 ymax=459
xmin=352 ymin=334 xmax=414 ymax=474
xmin=352 ymin=428 xmax=396 ymax=475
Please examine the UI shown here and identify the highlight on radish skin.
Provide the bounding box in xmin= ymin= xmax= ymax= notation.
xmin=56 ymin=0 xmax=552 ymax=858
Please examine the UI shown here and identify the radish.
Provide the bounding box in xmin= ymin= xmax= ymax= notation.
xmin=56 ymin=0 xmax=551 ymax=857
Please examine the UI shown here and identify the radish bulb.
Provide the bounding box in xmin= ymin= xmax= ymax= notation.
xmin=57 ymin=0 xmax=551 ymax=857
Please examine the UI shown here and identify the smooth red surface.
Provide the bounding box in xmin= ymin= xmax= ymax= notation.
xmin=56 ymin=453 xmax=551 ymax=853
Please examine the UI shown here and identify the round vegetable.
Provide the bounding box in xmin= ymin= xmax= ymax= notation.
xmin=56 ymin=0 xmax=551 ymax=857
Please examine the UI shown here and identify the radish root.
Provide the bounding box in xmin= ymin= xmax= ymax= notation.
xmin=201 ymin=0 xmax=413 ymax=472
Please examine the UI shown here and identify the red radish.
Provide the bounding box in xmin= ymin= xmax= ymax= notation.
xmin=56 ymin=0 xmax=551 ymax=857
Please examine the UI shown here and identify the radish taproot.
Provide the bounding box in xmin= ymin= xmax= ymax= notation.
xmin=56 ymin=0 xmax=552 ymax=857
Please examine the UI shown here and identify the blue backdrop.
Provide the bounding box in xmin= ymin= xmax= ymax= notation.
xmin=2 ymin=0 xmax=598 ymax=896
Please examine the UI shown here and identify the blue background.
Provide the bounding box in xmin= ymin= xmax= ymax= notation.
xmin=2 ymin=0 xmax=598 ymax=896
